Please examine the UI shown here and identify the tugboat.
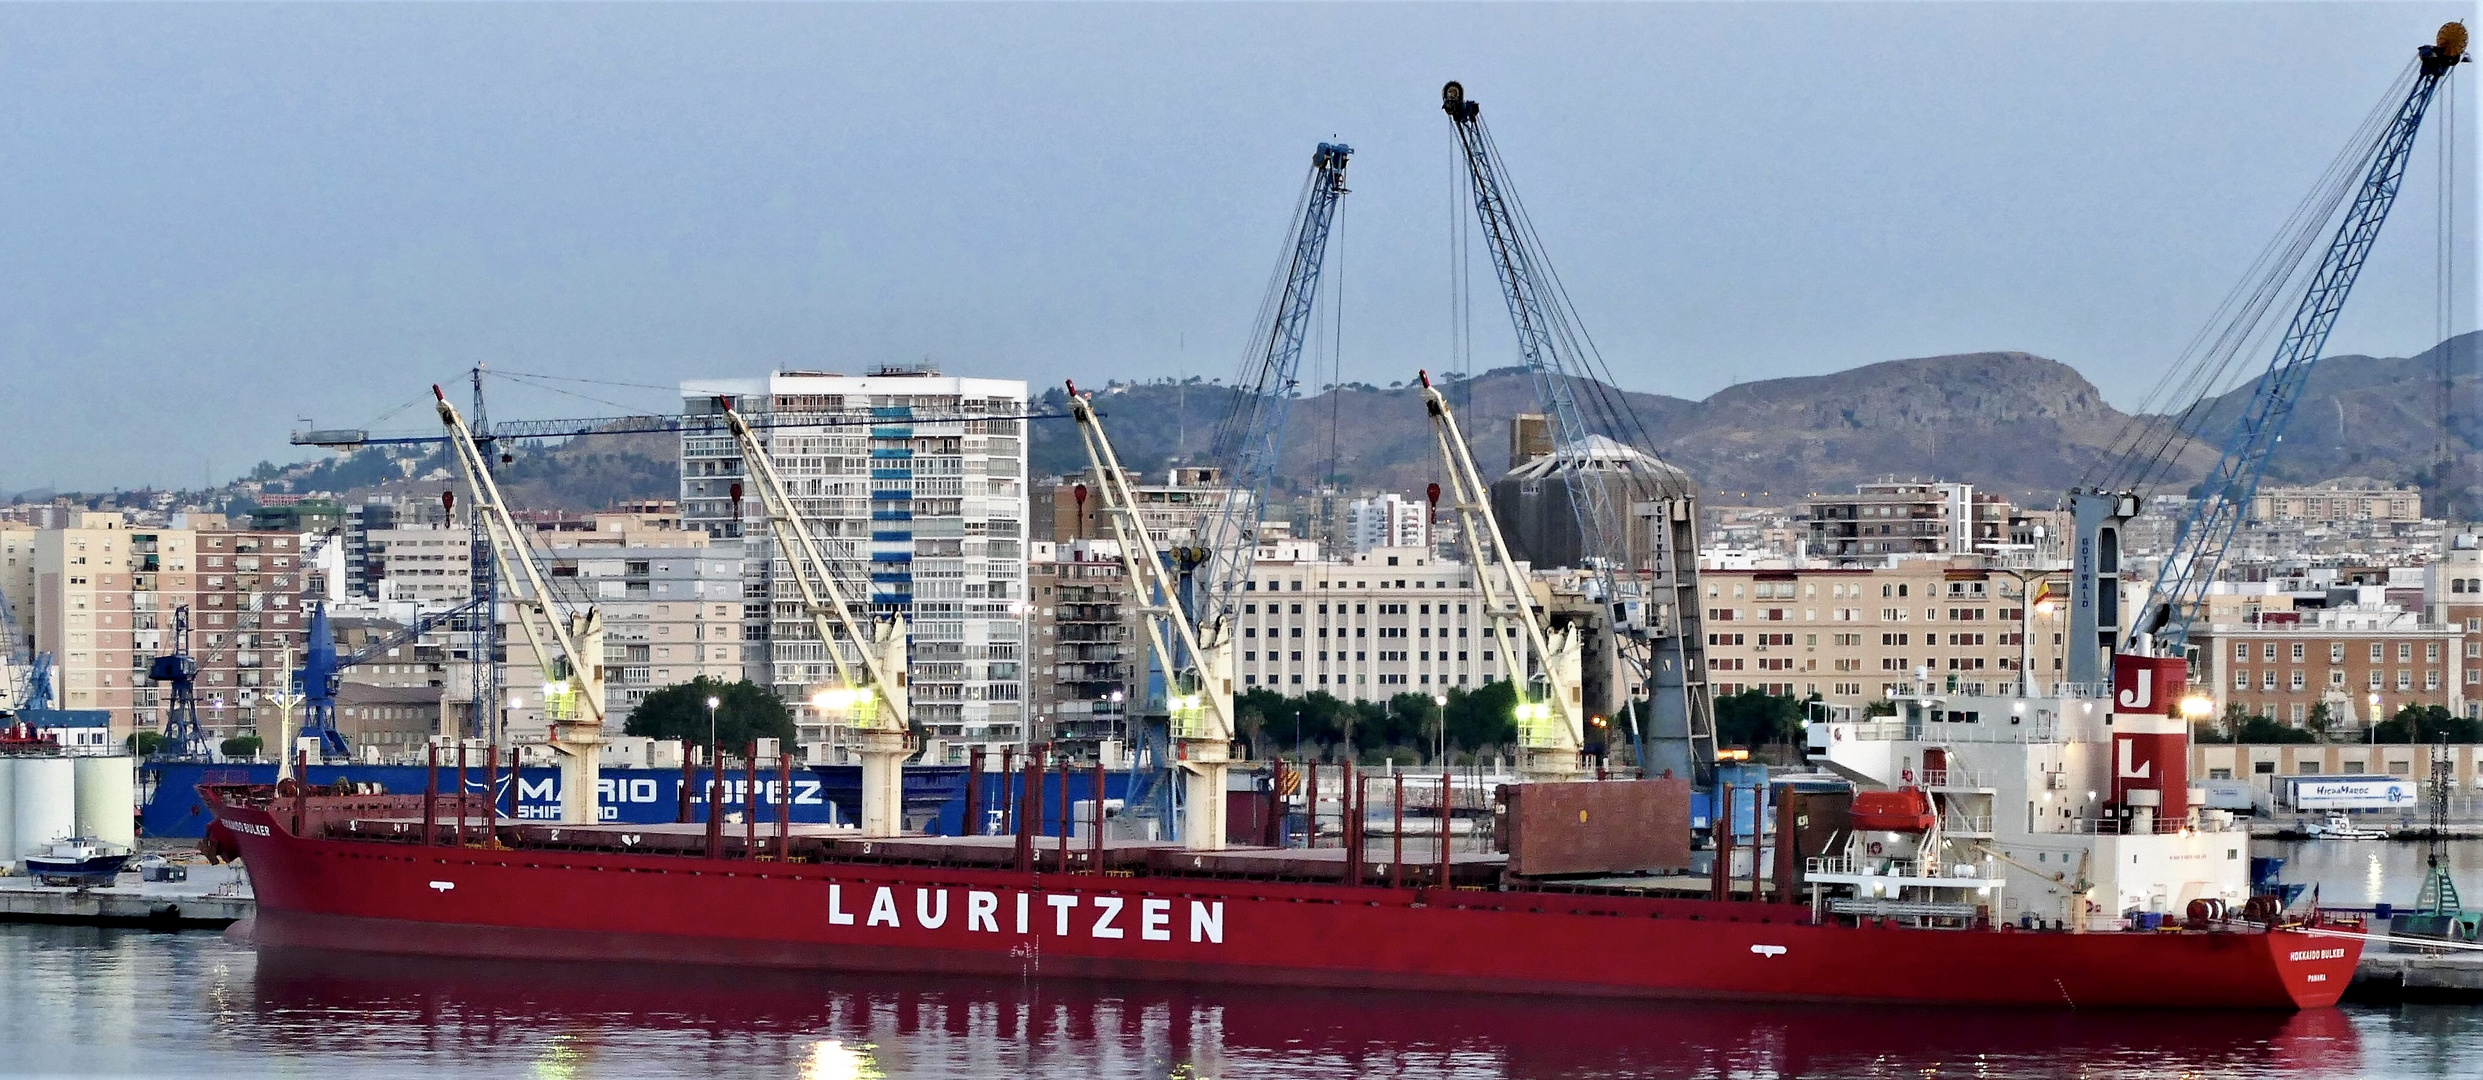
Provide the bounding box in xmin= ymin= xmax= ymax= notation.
xmin=22 ymin=838 xmax=134 ymax=887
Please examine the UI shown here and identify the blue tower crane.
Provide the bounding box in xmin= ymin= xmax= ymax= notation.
xmin=2129 ymin=25 xmax=2469 ymax=658
xmin=1441 ymin=80 xmax=1715 ymax=781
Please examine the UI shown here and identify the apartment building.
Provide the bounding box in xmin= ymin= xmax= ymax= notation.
xmin=1029 ymin=539 xmax=1136 ymax=757
xmin=2248 ymin=480 xmax=2422 ymax=527
xmin=1696 ymin=560 xmax=2070 ymax=705
xmin=1345 ymin=493 xmax=1430 ymax=554
xmin=681 ymin=369 xmax=1030 ymax=760
xmin=27 ymin=513 xmax=305 ymax=744
xmin=1804 ymin=481 xmax=2014 ymax=563
xmin=362 ymin=524 xmax=472 ymax=604
xmin=1233 ymin=544 xmax=1537 ymax=702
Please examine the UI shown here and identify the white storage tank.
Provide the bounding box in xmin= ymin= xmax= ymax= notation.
xmin=0 ymin=757 xmax=18 ymax=867
xmin=12 ymin=756 xmax=77 ymax=858
xmin=73 ymin=756 xmax=137 ymax=849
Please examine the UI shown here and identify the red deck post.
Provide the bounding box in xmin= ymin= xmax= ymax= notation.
xmin=455 ymin=743 xmax=469 ymax=848
xmin=744 ymin=743 xmax=758 ymax=859
xmin=704 ymin=755 xmax=724 ymax=860
xmin=294 ymin=749 xmax=310 ymax=836
xmin=1089 ymin=761 xmax=1105 ymax=872
xmin=1775 ymin=784 xmax=1802 ymax=906
xmin=1303 ymin=762 xmax=1318 ymax=850
xmin=677 ymin=751 xmax=694 ymax=824
xmin=777 ymin=751 xmax=794 ymax=861
xmin=423 ymin=744 xmax=438 ymax=847
xmin=963 ymin=746 xmax=984 ymax=837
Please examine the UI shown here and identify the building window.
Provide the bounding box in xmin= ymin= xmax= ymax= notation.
xmin=2291 ymin=642 xmax=2304 ymax=661
xmin=2331 ymin=643 xmax=2345 ymax=663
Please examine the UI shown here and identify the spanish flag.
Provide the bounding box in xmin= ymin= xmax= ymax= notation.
xmin=2031 ymin=578 xmax=2062 ymax=610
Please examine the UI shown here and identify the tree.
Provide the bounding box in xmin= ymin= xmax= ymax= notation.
xmin=219 ymin=736 xmax=264 ymax=760
xmin=1714 ymin=689 xmax=1803 ymax=749
xmin=624 ymin=677 xmax=795 ymax=756
xmin=2373 ymin=704 xmax=2483 ymax=744
xmin=2304 ymin=701 xmax=2336 ymax=741
xmin=126 ymin=730 xmax=166 ymax=756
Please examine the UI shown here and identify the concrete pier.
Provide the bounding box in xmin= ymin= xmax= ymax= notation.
xmin=2352 ymin=948 xmax=2483 ymax=1000
xmin=0 ymin=864 xmax=252 ymax=929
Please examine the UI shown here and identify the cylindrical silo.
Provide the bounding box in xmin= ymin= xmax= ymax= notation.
xmin=74 ymin=756 xmax=137 ymax=850
xmin=12 ymin=756 xmax=77 ymax=858
xmin=0 ymin=758 xmax=18 ymax=867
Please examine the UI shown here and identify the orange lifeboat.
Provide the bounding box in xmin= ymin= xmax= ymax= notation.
xmin=1850 ymin=788 xmax=1935 ymax=832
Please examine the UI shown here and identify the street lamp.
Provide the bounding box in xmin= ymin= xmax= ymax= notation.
xmin=1432 ymin=694 xmax=1448 ymax=766
xmin=706 ymin=694 xmax=722 ymax=765
xmin=2368 ymin=692 xmax=2382 ymax=743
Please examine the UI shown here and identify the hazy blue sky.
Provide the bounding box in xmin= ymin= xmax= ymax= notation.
xmin=1 ymin=2 xmax=2475 ymax=490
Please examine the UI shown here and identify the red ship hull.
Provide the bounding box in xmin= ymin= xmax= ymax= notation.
xmin=212 ymin=800 xmax=2358 ymax=1010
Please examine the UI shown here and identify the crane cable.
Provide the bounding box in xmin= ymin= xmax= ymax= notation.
xmin=2077 ymin=62 xmax=2421 ymax=496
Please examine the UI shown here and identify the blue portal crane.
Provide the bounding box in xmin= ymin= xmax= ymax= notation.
xmin=291 ymin=597 xmax=488 ymax=758
xmin=2133 ymin=25 xmax=2468 ymax=655
xmin=1194 ymin=142 xmax=1353 ymax=626
xmin=1441 ymin=81 xmax=1715 ymax=780
xmin=146 ymin=606 xmax=212 ymax=758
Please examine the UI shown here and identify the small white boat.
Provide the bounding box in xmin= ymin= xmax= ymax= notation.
xmin=2303 ymin=812 xmax=2389 ymax=840
xmin=21 ymin=838 xmax=135 ymax=886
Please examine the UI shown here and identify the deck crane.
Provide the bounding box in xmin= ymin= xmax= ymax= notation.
xmin=1419 ymin=371 xmax=1586 ymax=782
xmin=1441 ymin=80 xmax=1715 ymax=780
xmin=435 ymin=384 xmax=609 ymax=826
xmin=1194 ymin=142 xmax=1353 ymax=625
xmin=2117 ymin=23 xmax=2468 ymax=663
xmin=713 ymin=396 xmax=914 ymax=839
xmin=1068 ymin=382 xmax=1239 ymax=849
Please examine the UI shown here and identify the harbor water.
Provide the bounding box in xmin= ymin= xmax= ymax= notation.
xmin=3 ymin=920 xmax=2479 ymax=1079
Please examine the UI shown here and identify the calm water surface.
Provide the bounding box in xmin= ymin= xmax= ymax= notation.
xmin=4 ymin=923 xmax=2479 ymax=1079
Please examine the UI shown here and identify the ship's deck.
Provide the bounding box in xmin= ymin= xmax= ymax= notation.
xmin=335 ymin=813 xmax=1514 ymax=885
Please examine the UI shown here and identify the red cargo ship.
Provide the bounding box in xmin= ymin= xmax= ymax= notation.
xmin=204 ymin=775 xmax=2359 ymax=1010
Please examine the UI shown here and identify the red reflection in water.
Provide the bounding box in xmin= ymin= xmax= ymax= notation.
xmin=246 ymin=947 xmax=2364 ymax=1079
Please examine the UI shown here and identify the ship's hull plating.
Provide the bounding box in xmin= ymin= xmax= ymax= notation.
xmin=213 ymin=802 xmax=2358 ymax=1010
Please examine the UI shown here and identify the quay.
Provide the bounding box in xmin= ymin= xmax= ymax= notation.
xmin=0 ymin=864 xmax=252 ymax=929
xmin=2351 ymin=945 xmax=2483 ymax=1001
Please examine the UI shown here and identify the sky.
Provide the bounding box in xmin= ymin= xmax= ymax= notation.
xmin=0 ymin=2 xmax=2476 ymax=492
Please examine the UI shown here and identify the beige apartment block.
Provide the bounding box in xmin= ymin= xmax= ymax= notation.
xmin=2248 ymin=480 xmax=2421 ymax=527
xmin=1697 ymin=559 xmax=2069 ymax=705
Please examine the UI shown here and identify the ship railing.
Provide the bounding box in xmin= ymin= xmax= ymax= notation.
xmin=1827 ymin=898 xmax=1979 ymax=921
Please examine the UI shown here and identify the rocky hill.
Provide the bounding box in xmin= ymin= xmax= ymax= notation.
xmin=173 ymin=333 xmax=2466 ymax=517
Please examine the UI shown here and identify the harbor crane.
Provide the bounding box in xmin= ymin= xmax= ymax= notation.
xmin=435 ymin=385 xmax=608 ymax=826
xmin=2079 ymin=23 xmax=2469 ymax=672
xmin=290 ymin=597 xmax=489 ymax=760
xmin=145 ymin=606 xmax=212 ymax=759
xmin=713 ymin=396 xmax=914 ymax=838
xmin=1194 ymin=142 xmax=1353 ymax=625
xmin=1068 ymin=382 xmax=1240 ymax=849
xmin=1441 ymin=80 xmax=1715 ymax=779
xmin=1419 ymin=371 xmax=1586 ymax=782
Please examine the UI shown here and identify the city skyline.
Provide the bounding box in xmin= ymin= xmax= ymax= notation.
xmin=1 ymin=3 xmax=2474 ymax=490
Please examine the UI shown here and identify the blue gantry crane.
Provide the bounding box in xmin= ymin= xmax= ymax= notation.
xmin=2129 ymin=24 xmax=2469 ymax=657
xmin=1441 ymin=80 xmax=1716 ymax=780
xmin=290 ymin=597 xmax=488 ymax=759
xmin=146 ymin=605 xmax=213 ymax=758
